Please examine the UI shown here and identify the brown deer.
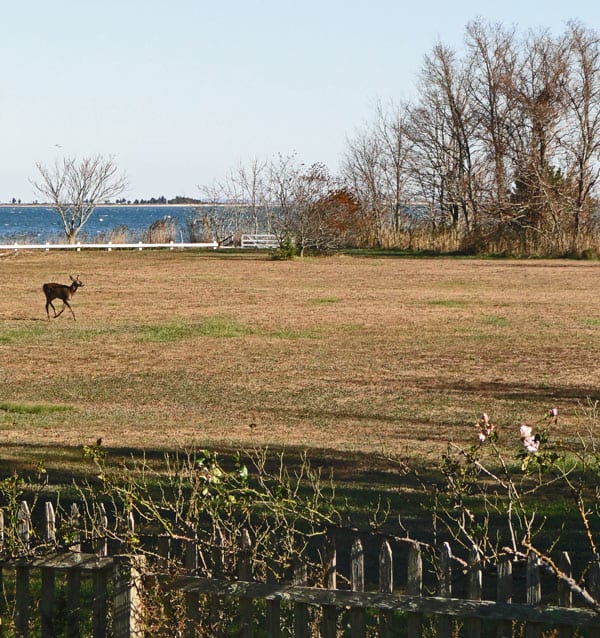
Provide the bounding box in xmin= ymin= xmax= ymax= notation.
xmin=43 ymin=274 xmax=84 ymax=320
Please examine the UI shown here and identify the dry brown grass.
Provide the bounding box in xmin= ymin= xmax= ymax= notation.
xmin=1 ymin=249 xmax=600 ymax=474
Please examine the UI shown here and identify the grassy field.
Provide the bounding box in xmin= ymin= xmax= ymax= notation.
xmin=1 ymin=248 xmax=600 ymax=485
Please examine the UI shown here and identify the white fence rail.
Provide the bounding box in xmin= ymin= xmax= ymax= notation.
xmin=240 ymin=234 xmax=279 ymax=249
xmin=1 ymin=236 xmax=281 ymax=251
xmin=0 ymin=241 xmax=219 ymax=252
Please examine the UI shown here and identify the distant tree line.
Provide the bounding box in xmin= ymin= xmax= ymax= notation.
xmin=28 ymin=20 xmax=600 ymax=255
xmin=195 ymin=20 xmax=600 ymax=257
xmin=127 ymin=195 xmax=205 ymax=205
xmin=341 ymin=19 xmax=600 ymax=256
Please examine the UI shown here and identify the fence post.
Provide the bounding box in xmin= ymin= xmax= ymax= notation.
xmin=379 ymin=539 xmax=394 ymax=638
xmin=557 ymin=552 xmax=574 ymax=638
xmin=238 ymin=529 xmax=253 ymax=638
xmin=15 ymin=501 xmax=31 ymax=637
xmin=40 ymin=503 xmax=56 ymax=636
xmin=526 ymin=553 xmax=542 ymax=638
xmin=496 ymin=555 xmax=512 ymax=638
xmin=407 ymin=541 xmax=423 ymax=638
xmin=113 ymin=555 xmax=146 ymax=638
xmin=350 ymin=537 xmax=365 ymax=638
xmin=184 ymin=532 xmax=200 ymax=638
xmin=114 ymin=511 xmax=145 ymax=638
xmin=266 ymin=532 xmax=281 ymax=638
xmin=91 ymin=503 xmax=109 ymax=638
xmin=586 ymin=555 xmax=600 ymax=601
xmin=67 ymin=503 xmax=83 ymax=636
xmin=467 ymin=545 xmax=482 ymax=638
xmin=293 ymin=552 xmax=309 ymax=638
xmin=321 ymin=534 xmax=337 ymax=638
xmin=437 ymin=542 xmax=453 ymax=638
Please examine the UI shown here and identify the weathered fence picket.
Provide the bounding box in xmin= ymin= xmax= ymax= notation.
xmin=378 ymin=540 xmax=393 ymax=638
xmin=321 ymin=534 xmax=337 ymax=638
xmin=2 ymin=499 xmax=600 ymax=636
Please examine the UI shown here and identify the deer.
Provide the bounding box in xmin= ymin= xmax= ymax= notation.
xmin=43 ymin=274 xmax=84 ymax=320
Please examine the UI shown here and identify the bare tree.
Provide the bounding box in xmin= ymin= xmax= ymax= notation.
xmin=229 ymin=158 xmax=269 ymax=234
xmin=502 ymin=29 xmax=569 ymax=241
xmin=465 ymin=19 xmax=517 ymax=217
xmin=561 ymin=21 xmax=600 ymax=240
xmin=32 ymin=155 xmax=127 ymax=244
xmin=343 ymin=128 xmax=389 ymax=246
xmin=343 ymin=101 xmax=412 ymax=246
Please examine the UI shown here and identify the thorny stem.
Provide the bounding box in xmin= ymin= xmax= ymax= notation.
xmin=519 ymin=541 xmax=600 ymax=614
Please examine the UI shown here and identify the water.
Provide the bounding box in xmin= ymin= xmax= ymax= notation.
xmin=0 ymin=205 xmax=207 ymax=243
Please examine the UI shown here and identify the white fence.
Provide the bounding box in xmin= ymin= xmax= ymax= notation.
xmin=0 ymin=241 xmax=219 ymax=252
xmin=240 ymin=234 xmax=279 ymax=249
xmin=0 ymin=235 xmax=281 ymax=251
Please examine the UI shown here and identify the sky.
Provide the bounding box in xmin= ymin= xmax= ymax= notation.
xmin=1 ymin=0 xmax=600 ymax=202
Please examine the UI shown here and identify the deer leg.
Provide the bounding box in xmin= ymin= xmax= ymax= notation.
xmin=63 ymin=300 xmax=76 ymax=320
xmin=46 ymin=300 xmax=55 ymax=319
xmin=54 ymin=304 xmax=65 ymax=318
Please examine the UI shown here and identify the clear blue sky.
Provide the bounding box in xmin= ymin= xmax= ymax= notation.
xmin=1 ymin=0 xmax=599 ymax=201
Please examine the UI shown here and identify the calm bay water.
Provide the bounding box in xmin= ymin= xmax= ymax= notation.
xmin=0 ymin=205 xmax=201 ymax=242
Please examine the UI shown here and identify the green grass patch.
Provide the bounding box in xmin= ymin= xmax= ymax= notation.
xmin=308 ymin=296 xmax=341 ymax=305
xmin=0 ymin=326 xmax=47 ymax=344
xmin=136 ymin=315 xmax=252 ymax=342
xmin=429 ymin=299 xmax=469 ymax=308
xmin=269 ymin=328 xmax=322 ymax=339
xmin=0 ymin=401 xmax=75 ymax=415
xmin=482 ymin=315 xmax=510 ymax=327
xmin=583 ymin=318 xmax=600 ymax=327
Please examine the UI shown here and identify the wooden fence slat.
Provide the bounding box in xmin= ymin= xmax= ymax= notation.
xmin=17 ymin=501 xmax=31 ymax=552
xmin=557 ymin=552 xmax=574 ymax=638
xmin=266 ymin=532 xmax=281 ymax=638
xmin=15 ymin=564 xmax=30 ymax=638
xmin=238 ymin=529 xmax=253 ymax=638
xmin=184 ymin=534 xmax=200 ymax=638
xmin=93 ymin=566 xmax=110 ymax=638
xmin=350 ymin=537 xmax=366 ymax=638
xmin=293 ymin=555 xmax=309 ymax=638
xmin=438 ymin=541 xmax=453 ymax=638
xmin=15 ymin=502 xmax=32 ymax=637
xmin=407 ymin=541 xmax=423 ymax=638
xmin=378 ymin=540 xmax=394 ymax=638
xmin=113 ymin=555 xmax=146 ymax=638
xmin=587 ymin=557 xmax=600 ymax=602
xmin=94 ymin=503 xmax=108 ymax=558
xmin=496 ymin=556 xmax=512 ymax=638
xmin=70 ymin=504 xmax=81 ymax=553
xmin=67 ymin=566 xmax=82 ymax=638
xmin=321 ymin=534 xmax=338 ymax=638
xmin=467 ymin=546 xmax=482 ymax=638
xmin=526 ymin=553 xmax=542 ymax=638
xmin=45 ymin=502 xmax=56 ymax=545
xmin=40 ymin=567 xmax=55 ymax=637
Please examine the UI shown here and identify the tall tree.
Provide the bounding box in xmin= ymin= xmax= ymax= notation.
xmin=465 ymin=19 xmax=517 ymax=216
xmin=343 ymin=102 xmax=412 ymax=246
xmin=408 ymin=42 xmax=480 ymax=230
xmin=32 ymin=156 xmax=127 ymax=244
xmin=503 ymin=29 xmax=568 ymax=236
xmin=561 ymin=21 xmax=600 ymax=238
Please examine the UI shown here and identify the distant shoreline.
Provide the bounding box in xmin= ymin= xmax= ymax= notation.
xmin=0 ymin=203 xmax=198 ymax=208
xmin=0 ymin=202 xmax=247 ymax=208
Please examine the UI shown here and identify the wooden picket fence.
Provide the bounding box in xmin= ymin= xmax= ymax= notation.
xmin=2 ymin=500 xmax=600 ymax=637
